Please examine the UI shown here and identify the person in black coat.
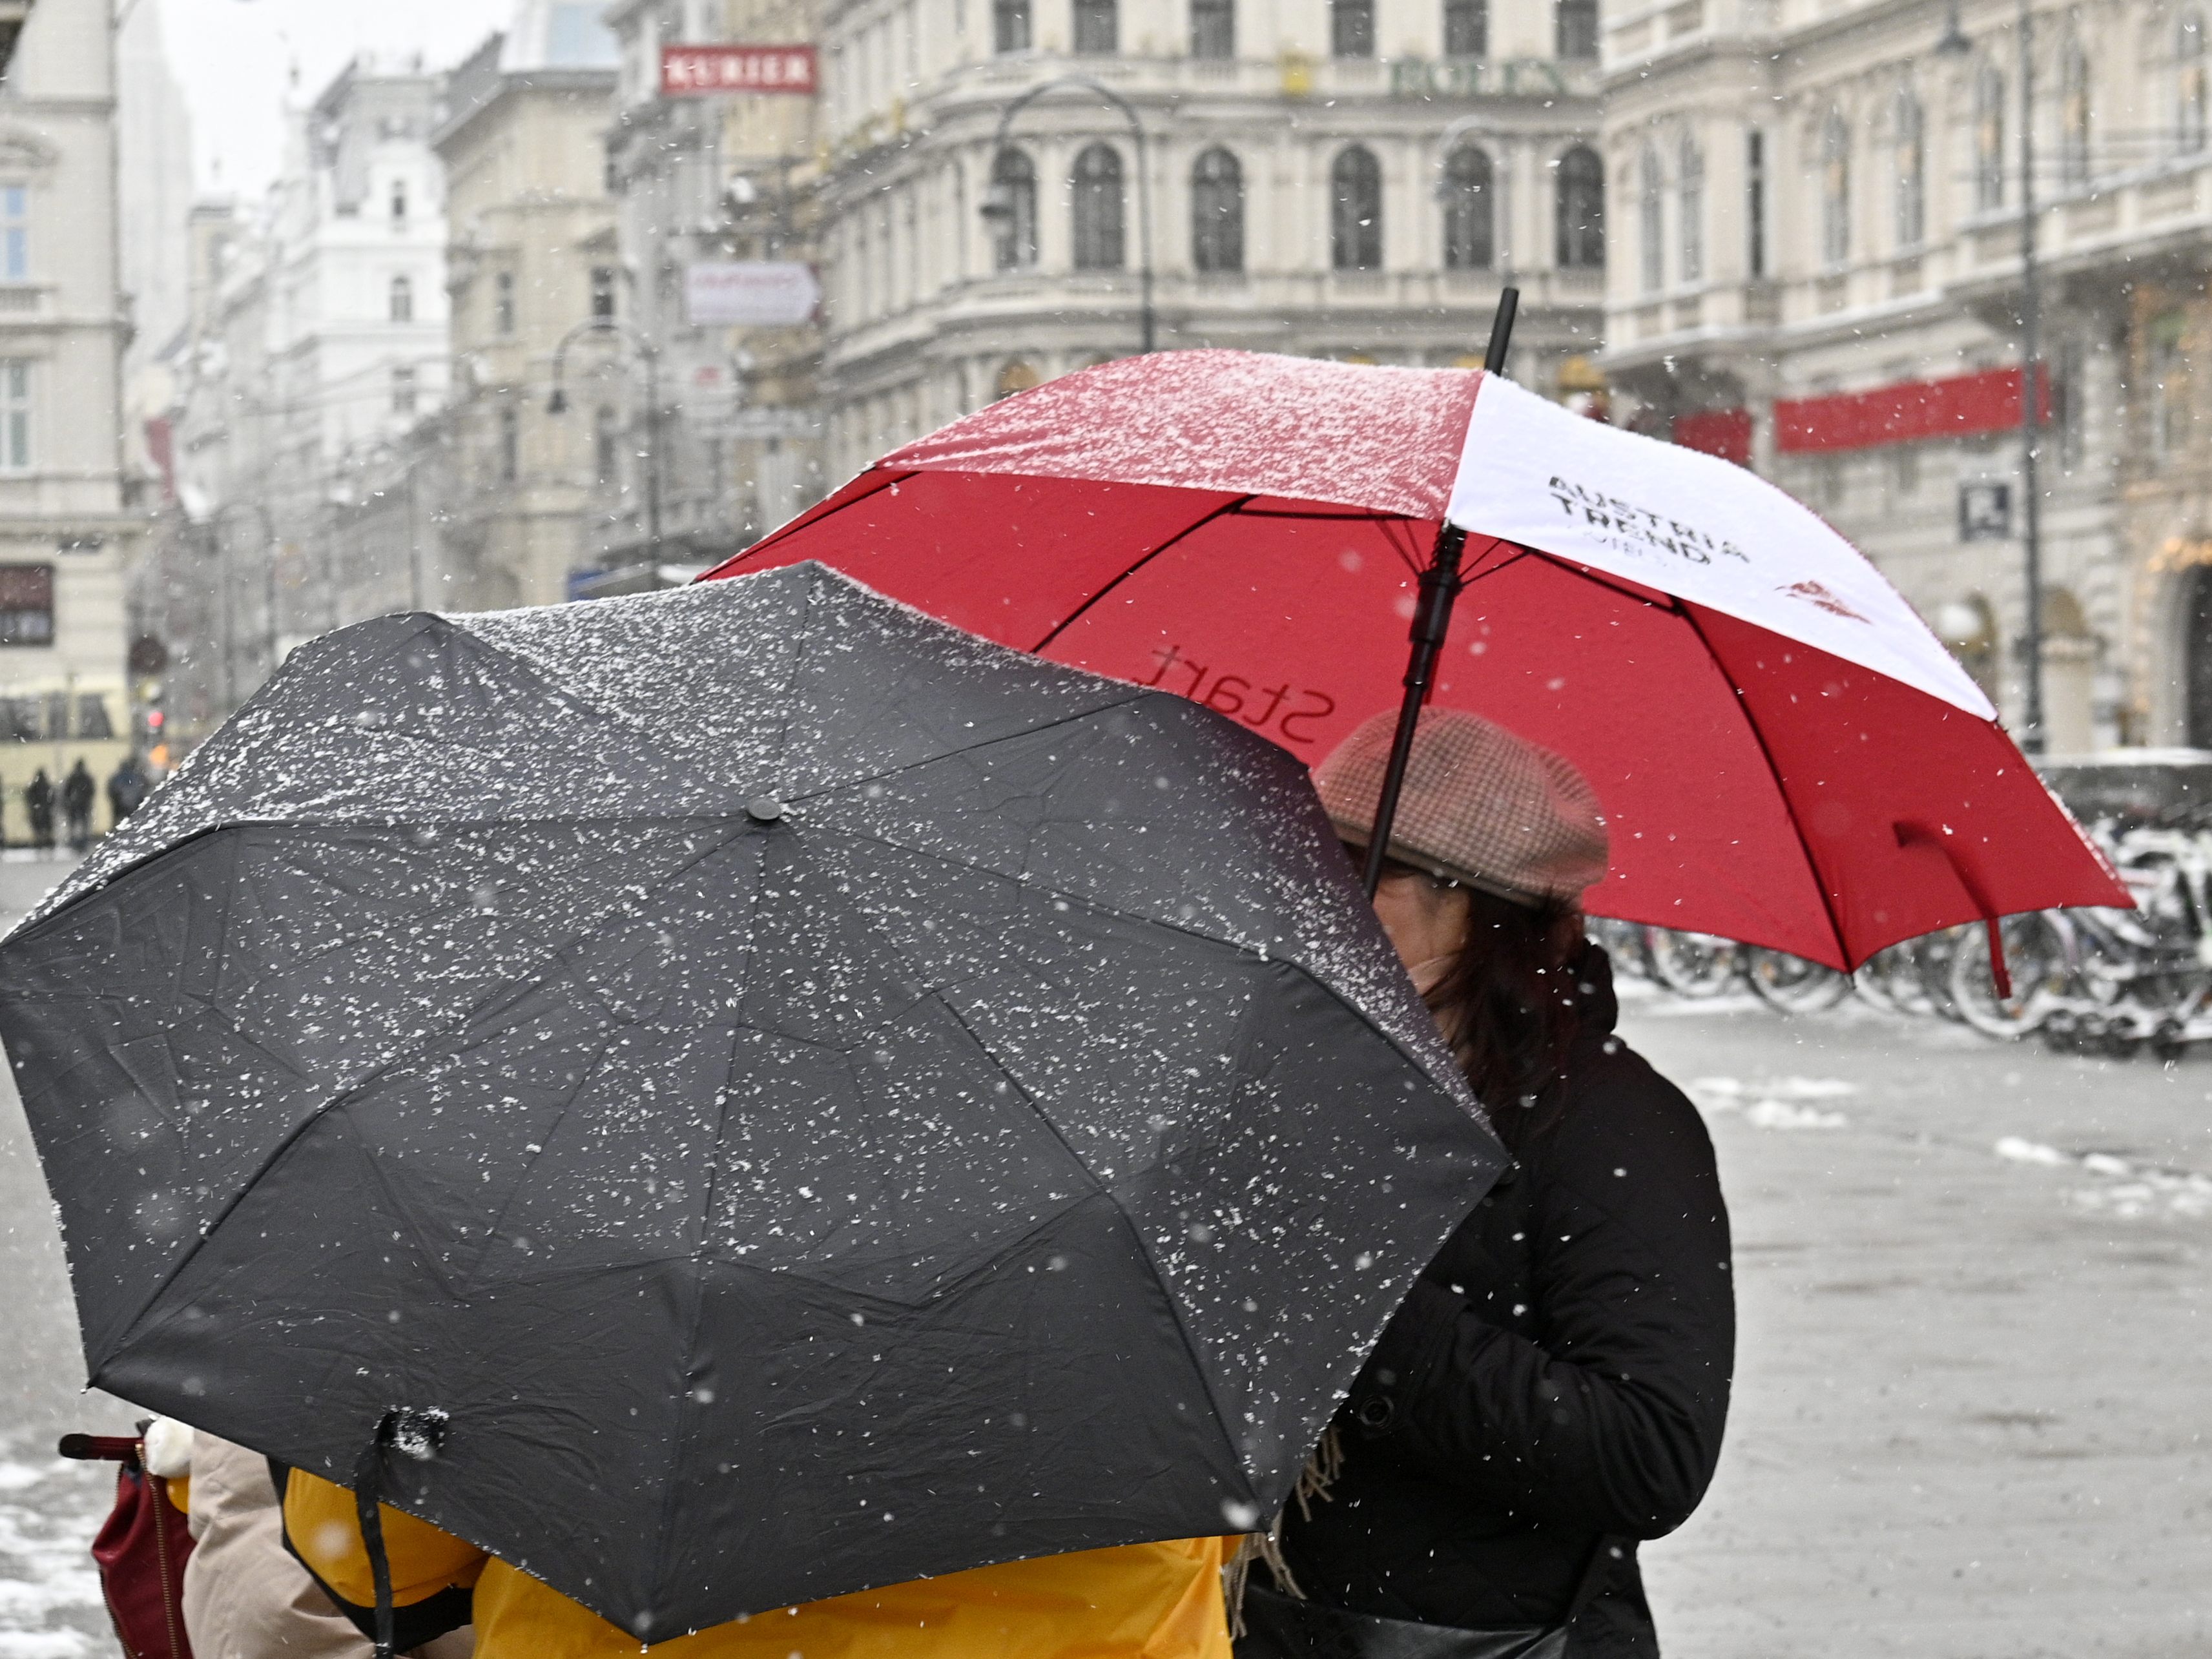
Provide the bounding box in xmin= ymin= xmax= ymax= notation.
xmin=61 ymin=758 xmax=96 ymax=852
xmin=1251 ymin=710 xmax=1733 ymax=1659
xmin=24 ymin=768 xmax=53 ymax=852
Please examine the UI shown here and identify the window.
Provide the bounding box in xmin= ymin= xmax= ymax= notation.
xmin=1556 ymin=0 xmax=1597 ymax=59
xmin=1555 ymin=145 xmax=1604 ymax=269
xmin=1894 ymin=88 xmax=1925 ymax=248
xmin=0 ymin=564 xmax=50 ymax=646
xmin=1820 ymin=110 xmax=1850 ymax=267
xmin=390 ymin=179 xmax=409 ymax=225
xmin=1444 ymin=0 xmax=1487 ymax=57
xmin=2184 ymin=15 xmax=2208 ymax=152
xmin=989 ymin=147 xmax=1039 ymax=269
xmin=1746 ymin=129 xmax=1767 ymax=278
xmin=1192 ymin=147 xmax=1245 ymax=273
xmin=1679 ymin=135 xmax=1705 ymax=282
xmin=1442 ymin=144 xmax=1494 ymax=269
xmin=1332 ymin=0 xmax=1374 ymax=57
xmin=1191 ymin=0 xmax=1235 ymax=57
xmin=499 ymin=405 xmax=520 ymax=483
xmin=590 ymin=265 xmax=616 ymax=321
xmin=2151 ymin=328 xmax=2186 ymax=464
xmin=1330 ymin=145 xmax=1383 ymax=270
xmin=995 ymin=0 xmax=1031 ymax=52
xmin=594 ymin=405 xmax=618 ymax=486
xmin=1975 ymin=63 xmax=2007 ymax=208
xmin=1074 ymin=0 xmax=1117 ymax=53
xmin=0 ymin=187 xmax=25 ymax=283
xmin=495 ymin=270 xmax=515 ymax=335
xmin=1638 ymin=142 xmax=1663 ymax=293
xmin=0 ymin=359 xmax=29 ymax=471
xmin=389 ymin=274 xmax=414 ymax=322
xmin=2060 ymin=37 xmax=2090 ymax=187
xmin=391 ymin=364 xmax=417 ymax=415
xmin=1071 ymin=143 xmax=1126 ymax=271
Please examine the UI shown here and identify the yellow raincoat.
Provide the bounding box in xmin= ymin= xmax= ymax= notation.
xmin=283 ymin=1470 xmax=1234 ymax=1658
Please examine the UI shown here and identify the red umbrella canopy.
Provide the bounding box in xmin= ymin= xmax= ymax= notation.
xmin=702 ymin=349 xmax=2124 ymax=969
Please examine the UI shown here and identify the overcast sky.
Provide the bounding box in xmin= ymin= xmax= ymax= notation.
xmin=158 ymin=0 xmax=517 ymax=198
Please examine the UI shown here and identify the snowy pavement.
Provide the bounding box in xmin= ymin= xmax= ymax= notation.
xmin=0 ymin=840 xmax=2202 ymax=1656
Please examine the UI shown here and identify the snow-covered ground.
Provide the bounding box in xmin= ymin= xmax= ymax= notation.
xmin=0 ymin=1444 xmax=113 ymax=1659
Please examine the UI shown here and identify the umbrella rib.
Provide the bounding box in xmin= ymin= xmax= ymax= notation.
xmin=1031 ymin=495 xmax=1257 ymax=653
xmin=1674 ymin=603 xmax=1854 ymax=969
xmin=781 ymin=691 xmax=1153 ymax=810
xmin=96 ymin=821 xmax=763 ymax=1359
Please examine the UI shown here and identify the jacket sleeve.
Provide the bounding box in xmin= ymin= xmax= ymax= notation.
xmin=276 ymin=1465 xmax=484 ymax=1645
xmin=1350 ymin=1059 xmax=1735 ymax=1540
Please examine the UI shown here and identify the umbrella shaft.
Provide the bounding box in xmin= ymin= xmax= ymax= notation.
xmin=1362 ymin=524 xmax=1468 ymax=897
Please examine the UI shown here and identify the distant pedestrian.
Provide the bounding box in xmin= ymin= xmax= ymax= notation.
xmin=24 ymin=768 xmax=53 ymax=852
xmin=62 ymin=759 xmax=94 ymax=852
xmin=106 ymin=756 xmax=147 ymax=825
xmin=1238 ymin=710 xmax=1735 ymax=1659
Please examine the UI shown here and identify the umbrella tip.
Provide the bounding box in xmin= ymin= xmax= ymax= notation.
xmin=745 ymin=796 xmax=785 ymax=823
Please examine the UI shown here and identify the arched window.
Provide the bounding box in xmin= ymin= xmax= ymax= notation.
xmin=1444 ymin=0 xmax=1487 ymax=57
xmin=1190 ymin=0 xmax=1234 ymax=57
xmin=1442 ymin=144 xmax=1493 ymax=269
xmin=1192 ymin=147 xmax=1245 ymax=273
xmin=1975 ymin=63 xmax=2007 ymax=208
xmin=1556 ymin=0 xmax=1597 ymax=58
xmin=390 ymin=179 xmax=408 ymax=225
xmin=989 ymin=147 xmax=1038 ymax=270
xmin=389 ymin=274 xmax=413 ymax=322
xmin=994 ymin=0 xmax=1031 ymax=53
xmin=1330 ymin=144 xmax=1383 ymax=271
xmin=1893 ymin=88 xmax=1925 ymax=247
xmin=1074 ymin=0 xmax=1117 ymax=54
xmin=1555 ymin=144 xmax=1604 ymax=269
xmin=2060 ymin=36 xmax=2091 ymax=187
xmin=1071 ymin=143 xmax=1126 ymax=271
xmin=498 ymin=405 xmax=519 ymax=482
xmin=1637 ymin=142 xmax=1664 ymax=293
xmin=1332 ymin=0 xmax=1374 ymax=57
xmin=1820 ymin=109 xmax=1851 ymax=267
xmin=2183 ymin=14 xmax=2207 ymax=152
xmin=1679 ymin=134 xmax=1705 ymax=282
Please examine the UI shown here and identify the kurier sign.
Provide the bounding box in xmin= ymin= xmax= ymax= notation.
xmin=661 ymin=45 xmax=818 ymax=96
xmin=685 ymin=261 xmax=822 ymax=327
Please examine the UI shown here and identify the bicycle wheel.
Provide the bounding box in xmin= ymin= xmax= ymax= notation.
xmin=1647 ymin=929 xmax=1742 ymax=998
xmin=1858 ymin=941 xmax=1938 ymax=1016
xmin=1948 ymin=912 xmax=2070 ymax=1038
xmin=1744 ymin=947 xmax=1852 ymax=1014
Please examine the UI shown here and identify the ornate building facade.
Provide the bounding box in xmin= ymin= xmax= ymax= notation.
xmin=813 ymin=0 xmax=1608 ymax=484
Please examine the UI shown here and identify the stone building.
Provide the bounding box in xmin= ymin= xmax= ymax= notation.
xmin=813 ymin=0 xmax=1607 ymax=485
xmin=433 ymin=0 xmax=621 ymax=610
xmin=0 ymin=0 xmax=141 ymax=841
xmin=1596 ymin=0 xmax=2212 ymax=754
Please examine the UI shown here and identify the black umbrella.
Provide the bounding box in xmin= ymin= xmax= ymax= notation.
xmin=1 ymin=561 xmax=1503 ymax=1642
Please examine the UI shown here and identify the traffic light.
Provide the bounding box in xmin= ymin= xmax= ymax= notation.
xmin=137 ymin=677 xmax=167 ymax=770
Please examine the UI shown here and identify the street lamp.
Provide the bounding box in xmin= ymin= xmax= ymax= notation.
xmin=978 ymin=75 xmax=1156 ymax=355
xmin=1941 ymin=0 xmax=2046 ymax=753
xmin=548 ymin=317 xmax=665 ymax=551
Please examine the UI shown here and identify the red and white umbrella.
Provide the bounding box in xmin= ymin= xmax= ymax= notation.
xmin=703 ymin=349 xmax=2124 ymax=970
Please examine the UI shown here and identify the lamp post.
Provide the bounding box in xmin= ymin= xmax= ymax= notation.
xmin=1940 ymin=0 xmax=2045 ymax=752
xmin=978 ymin=75 xmax=1155 ymax=355
xmin=548 ymin=317 xmax=665 ymax=551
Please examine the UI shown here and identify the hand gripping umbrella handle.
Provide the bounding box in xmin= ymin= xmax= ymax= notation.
xmin=1361 ymin=288 xmax=1518 ymax=900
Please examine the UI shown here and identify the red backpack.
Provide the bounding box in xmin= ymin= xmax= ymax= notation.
xmin=59 ymin=1432 xmax=196 ymax=1659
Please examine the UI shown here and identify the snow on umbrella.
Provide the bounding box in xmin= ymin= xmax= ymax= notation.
xmin=704 ymin=351 xmax=2127 ymax=968
xmin=0 ymin=562 xmax=1503 ymax=1643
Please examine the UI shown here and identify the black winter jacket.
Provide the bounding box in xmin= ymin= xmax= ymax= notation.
xmin=1277 ymin=947 xmax=1733 ymax=1658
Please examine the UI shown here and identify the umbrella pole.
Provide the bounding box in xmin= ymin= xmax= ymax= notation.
xmin=1362 ymin=289 xmax=1519 ymax=899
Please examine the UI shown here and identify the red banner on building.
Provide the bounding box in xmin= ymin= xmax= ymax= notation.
xmin=661 ymin=45 xmax=818 ymax=96
xmin=1671 ymin=408 xmax=1753 ymax=468
xmin=1774 ymin=365 xmax=2050 ymax=454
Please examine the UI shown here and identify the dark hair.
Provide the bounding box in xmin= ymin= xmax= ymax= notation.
xmin=1420 ymin=881 xmax=1586 ymax=1153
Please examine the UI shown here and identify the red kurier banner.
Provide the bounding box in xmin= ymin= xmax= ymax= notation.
xmin=1671 ymin=408 xmax=1752 ymax=468
xmin=1774 ymin=365 xmax=2050 ymax=454
xmin=661 ymin=45 xmax=818 ymax=96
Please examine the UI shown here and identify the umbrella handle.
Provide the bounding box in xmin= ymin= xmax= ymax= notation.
xmin=352 ymin=1408 xmax=449 ymax=1659
xmin=1893 ymin=821 xmax=2012 ymax=1001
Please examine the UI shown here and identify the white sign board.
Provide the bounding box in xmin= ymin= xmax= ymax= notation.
xmin=1446 ymin=375 xmax=1995 ymax=719
xmin=685 ymin=262 xmax=821 ymax=328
